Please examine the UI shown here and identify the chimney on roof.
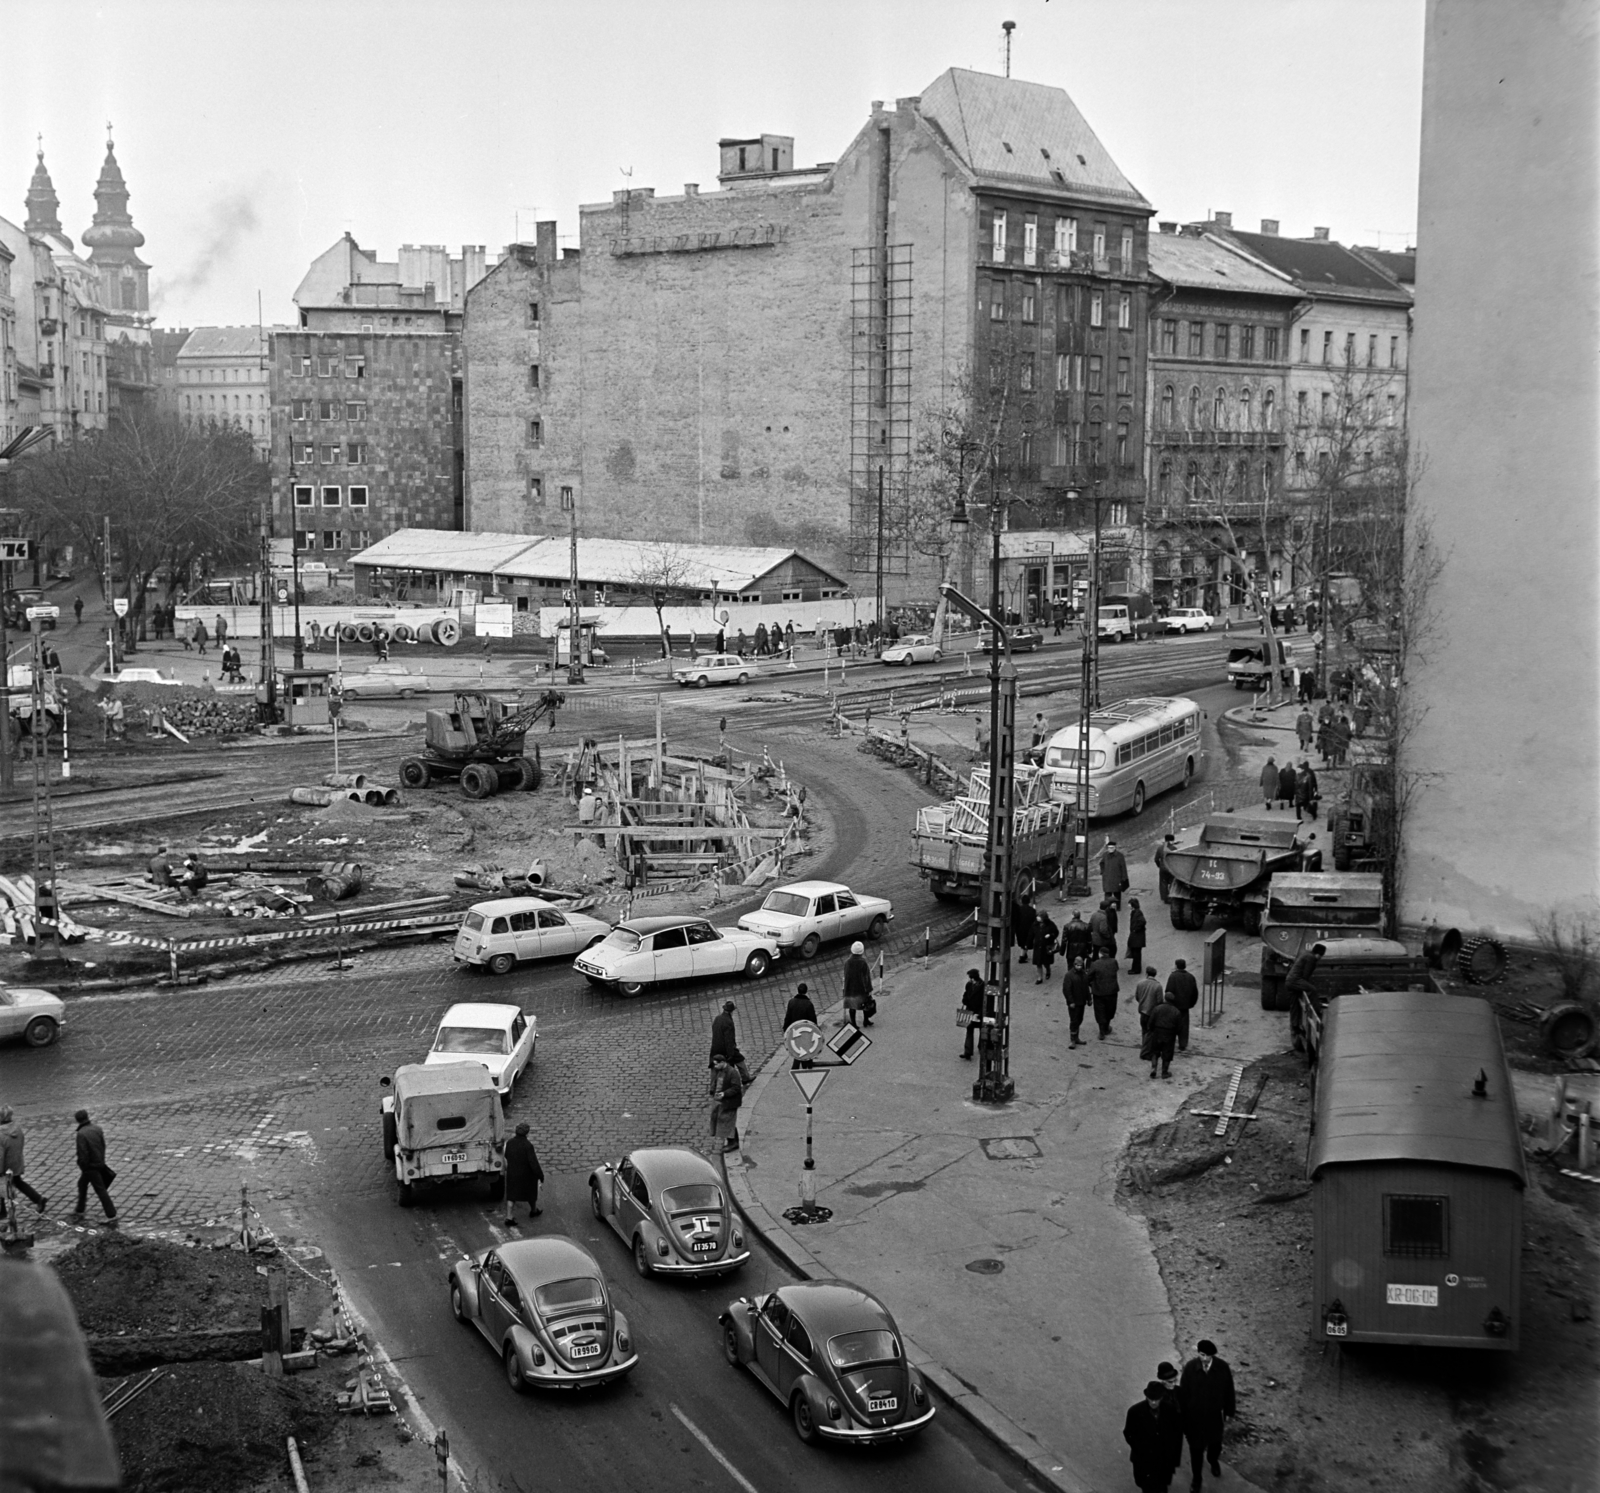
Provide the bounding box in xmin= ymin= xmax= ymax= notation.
xmin=1212 ymin=211 xmax=1232 ymax=230
xmin=1312 ymin=226 xmax=1330 ymax=241
xmin=535 ymin=221 xmax=558 ymax=266
xmin=684 ymin=184 xmax=699 ymax=197
xmin=895 ymin=96 xmax=921 ymax=112
xmin=1260 ymin=218 xmax=1279 ymax=236
xmin=1159 ymin=221 xmax=1177 ymax=235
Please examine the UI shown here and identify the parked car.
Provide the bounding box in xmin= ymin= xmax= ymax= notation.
xmin=424 ymin=1002 xmax=536 ymax=1097
xmin=109 ymin=667 xmax=182 ymax=686
xmin=455 ymin=896 xmax=611 ymax=975
xmin=674 ymin=654 xmax=760 ymax=689
xmin=720 ymin=1281 xmax=935 ymax=1445
xmin=448 ymin=1237 xmax=638 ymax=1391
xmin=1164 ymin=608 xmax=1214 ymax=635
xmin=736 ymin=880 xmax=892 ymax=960
xmin=588 ymin=1147 xmax=750 ymax=1278
xmin=339 ymin=661 xmax=437 ymax=699
xmin=0 ymin=984 xmax=65 ymax=1047
xmin=573 ymin=915 xmax=779 ymax=995
xmin=981 ymin=627 xmax=1044 ymax=654
xmin=879 ymin=634 xmax=942 ymax=666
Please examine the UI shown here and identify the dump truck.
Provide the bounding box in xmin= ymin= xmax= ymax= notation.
xmin=912 ymin=763 xmax=1073 ymax=903
xmin=380 ymin=1061 xmax=506 ymax=1207
xmin=1258 ymin=871 xmax=1386 ymax=1009
xmin=1226 ymin=640 xmax=1298 ymax=691
xmin=399 ymin=689 xmax=563 ymax=799
xmin=1162 ymin=810 xmax=1322 ymax=933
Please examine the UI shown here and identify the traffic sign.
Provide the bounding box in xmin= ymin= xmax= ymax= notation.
xmin=827 ymin=1024 xmax=873 ymax=1065
xmin=784 ymin=1020 xmax=825 ymax=1061
xmin=24 ymin=605 xmax=58 ymax=622
xmin=791 ymin=1068 xmax=829 ymax=1104
xmin=0 ymin=538 xmax=31 ymax=562
xmin=113 ymin=598 xmax=129 ymax=617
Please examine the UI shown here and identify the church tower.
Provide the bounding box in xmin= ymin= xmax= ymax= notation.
xmin=82 ymin=127 xmax=149 ymax=315
xmin=24 ymin=140 xmax=69 ymax=247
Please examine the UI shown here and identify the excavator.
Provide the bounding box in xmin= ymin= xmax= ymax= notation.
xmin=399 ymin=689 xmax=564 ymax=799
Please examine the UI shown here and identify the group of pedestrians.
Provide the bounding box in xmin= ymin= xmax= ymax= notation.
xmin=1123 ymin=1339 xmax=1237 ymax=1492
xmin=1257 ymin=754 xmax=1321 ymax=821
xmin=0 ymin=1107 xmax=120 ymax=1227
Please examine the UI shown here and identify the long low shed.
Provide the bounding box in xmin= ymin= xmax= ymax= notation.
xmin=1308 ymin=990 xmax=1525 ymax=1350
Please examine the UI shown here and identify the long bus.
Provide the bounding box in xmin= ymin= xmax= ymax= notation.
xmin=1040 ymin=696 xmax=1205 ymax=819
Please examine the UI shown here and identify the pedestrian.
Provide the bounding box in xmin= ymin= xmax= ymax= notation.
xmin=1178 ymin=1339 xmax=1237 ymax=1491
xmin=1285 ymin=942 xmax=1327 ymax=1049
xmin=1352 ymin=696 xmax=1371 ymax=737
xmin=1332 ymin=713 xmax=1352 ymax=768
xmin=1126 ymin=898 xmax=1147 ymax=975
xmin=194 ymin=619 xmax=208 ymax=655
xmin=1031 ymin=910 xmax=1058 ymax=983
xmin=754 ymin=622 xmax=769 ymax=657
xmin=1088 ymin=901 xmax=1113 ymax=959
xmin=147 ymin=843 xmax=175 ymax=888
xmin=177 ymin=854 xmax=209 ymax=901
xmin=708 ymin=1053 xmax=743 ymax=1153
xmin=1276 ymin=759 xmax=1297 ymax=811
xmin=1155 ymin=834 xmax=1177 ymax=903
xmin=1259 ymin=756 xmax=1279 ymax=810
xmin=784 ymin=620 xmax=795 ymax=655
xmin=735 ymin=627 xmax=747 ymax=658
xmin=1156 ymin=1360 xmax=1180 ymax=1404
xmin=662 ymin=624 xmax=673 ymax=659
xmin=1296 ymin=707 xmax=1314 ymax=752
xmin=1295 ymin=760 xmax=1320 ymax=822
xmin=1062 ymin=911 xmax=1092 ymax=970
xmin=179 ymin=615 xmax=192 ymax=651
xmin=40 ymin=641 xmax=60 ymax=674
xmin=0 ymin=1106 xmax=47 ymax=1218
xmin=1124 ymin=1379 xmax=1185 ymax=1493
xmin=1012 ymin=895 xmax=1037 ymax=964
xmin=843 ymin=941 xmax=875 ymax=1027
xmin=1104 ymin=896 xmax=1120 ymax=955
xmin=1088 ymin=950 xmax=1120 ymax=1039
xmin=503 ymin=1121 xmax=544 ymax=1225
xmin=1148 ymin=991 xmax=1183 ymax=1079
xmin=97 ymin=695 xmax=125 ymax=742
xmin=73 ymin=595 xmax=83 ymax=625
xmin=1165 ymin=958 xmax=1200 ymax=1051
xmin=715 ymin=627 xmax=726 ymax=655
xmin=1062 ymin=958 xmax=1091 ymax=1046
xmin=1135 ymin=966 xmax=1166 ymax=1066
xmin=961 ymin=967 xmax=986 ymax=1059
xmin=1029 ymin=710 xmax=1049 ymax=752
xmin=214 ymin=613 xmax=228 ymax=647
xmin=1099 ymin=837 xmax=1130 ymax=908
xmin=709 ymin=1000 xmax=747 ymax=1077
xmin=783 ymin=982 xmax=817 ymax=1031
xmin=71 ymin=1109 xmax=117 ymax=1224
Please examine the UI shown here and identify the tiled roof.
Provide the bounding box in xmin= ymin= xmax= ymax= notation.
xmin=1352 ymin=245 xmax=1415 ymax=286
xmin=1225 ymin=232 xmax=1412 ymax=304
xmin=176 ymin=325 xmax=278 ymax=359
xmin=916 ymin=69 xmax=1150 ymax=210
xmin=1147 ymin=233 xmax=1299 ymax=298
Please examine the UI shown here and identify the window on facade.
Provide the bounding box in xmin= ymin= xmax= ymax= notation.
xmin=1264 ymin=327 xmax=1280 ymax=361
xmin=1072 ymin=354 xmax=1085 ymax=390
xmin=1088 ymin=420 xmax=1102 ymax=460
xmin=528 ymin=419 xmax=543 ymax=444
xmin=349 ymin=355 xmax=366 ymax=379
xmin=318 ymin=356 xmax=339 ymax=377
xmin=297 ymin=443 xmax=315 ymax=464
xmin=1092 ymin=223 xmax=1106 ymax=260
xmin=1116 ymin=357 xmax=1131 ymax=395
xmin=1071 ymin=420 xmax=1083 ymax=460
xmin=1322 ymin=330 xmax=1334 ymax=364
xmin=1215 ymin=324 xmax=1230 ymax=361
xmin=1157 ymin=461 xmax=1171 ymax=498
xmin=559 ymin=485 xmax=575 ymax=511
xmin=1296 ymin=390 xmax=1308 ymax=424
xmin=1386 ymin=393 xmax=1397 ymax=425
xmin=1160 ymin=319 xmax=1177 ymax=355
xmin=1390 ymin=335 xmax=1400 ymax=368
xmin=295 ymin=529 xmax=315 ymax=552
xmin=323 ymin=529 xmax=346 ymax=551
xmin=1298 ymin=329 xmax=1310 ymax=363
xmin=321 ymin=445 xmax=340 ymax=465
xmin=1058 ymin=284 xmax=1078 ymax=323
xmin=1344 ymin=332 xmax=1356 ymax=365
xmin=1188 ymin=322 xmax=1203 ymax=357
xmin=321 ymin=486 xmax=341 ymax=507
xmin=1056 ymin=354 xmax=1070 ymax=392
xmin=1160 ymin=385 xmax=1175 ymax=427
xmin=317 ymin=400 xmax=337 ymax=421
xmin=347 ymin=442 xmax=366 ymax=464
xmin=989 ymin=282 xmax=1005 ymax=321
xmin=1365 ymin=334 xmax=1377 ymax=367
xmin=183 ymin=395 xmax=191 ymax=412
xmin=1019 ymin=355 xmax=1035 ymax=392
xmin=1048 ymin=428 xmax=1066 ymax=466
xmin=345 ymin=402 xmax=366 ymax=421
xmin=1213 ymin=388 xmax=1227 ymax=427
xmin=1054 ymin=217 xmax=1075 ymax=255
xmin=989 ymin=353 xmax=1004 ymax=388
xmin=528 ymin=476 xmax=544 ymax=503
xmin=1119 ymin=227 xmax=1133 ymax=267
xmin=527 ymin=302 xmax=540 ymax=326
xmin=1021 ymin=287 xmax=1036 ymax=323
xmin=1087 ymin=356 xmax=1103 ymax=394
xmin=291 ymin=399 xmax=309 ymax=421
xmin=1318 ymin=450 xmax=1331 ymax=474
xmin=1019 ymin=430 xmax=1033 ymax=467
xmin=1116 ymin=419 xmax=1129 ymax=466
xmin=293 ymin=485 xmax=314 ymax=508
xmin=1295 ymin=450 xmax=1308 ymax=474
xmin=1089 ymin=291 xmax=1103 ymax=327
xmin=1188 ymin=386 xmax=1200 ymax=426
xmin=1263 ymin=388 xmax=1276 ymax=427
xmin=347 ymin=485 xmax=369 ymax=508
xmin=529 ymin=364 xmax=541 ymax=389
xmin=1239 ymin=325 xmax=1255 ymax=360
xmin=1321 ymin=391 xmax=1332 ymax=423
xmin=991 ymin=212 xmax=1007 ymax=261
xmin=354 ymin=529 xmax=371 ymax=550
xmin=1186 ymin=461 xmax=1199 ymax=499
xmin=1023 ymin=215 xmax=1038 ymax=266
xmin=1117 ymin=293 xmax=1131 ymax=329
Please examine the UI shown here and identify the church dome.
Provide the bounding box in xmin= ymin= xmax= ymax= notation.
xmin=81 ymin=134 xmax=145 ymax=253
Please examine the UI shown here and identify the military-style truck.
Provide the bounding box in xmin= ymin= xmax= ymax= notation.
xmin=1162 ymin=810 xmax=1322 ymax=934
xmin=380 ymin=1061 xmax=507 ymax=1206
xmin=1258 ymin=871 xmax=1386 ymax=1009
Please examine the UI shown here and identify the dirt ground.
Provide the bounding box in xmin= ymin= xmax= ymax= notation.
xmin=1120 ymin=1041 xmax=1600 ymax=1493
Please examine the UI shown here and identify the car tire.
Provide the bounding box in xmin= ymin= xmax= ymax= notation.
xmin=933 ymin=650 xmax=943 ymax=662
xmin=799 ymin=933 xmax=821 ymax=960
xmin=505 ymin=1345 xmax=528 ymax=1393
xmin=397 ymin=1181 xmax=414 ymax=1208
xmin=22 ymin=1016 xmax=58 ymax=1047
xmin=398 ymin=688 xmax=414 ymax=700
xmin=1131 ymin=782 xmax=1146 ymax=816
xmin=591 ymin=1183 xmax=604 ymax=1220
xmin=722 ymin=1322 xmax=741 ymax=1366
xmin=382 ymin=1111 xmax=398 ymax=1163
xmin=697 ymin=676 xmax=710 ymax=689
xmin=744 ymin=950 xmax=771 ymax=980
xmin=487 ymin=953 xmax=515 ymax=977
xmin=451 ymin=1282 xmax=467 ymax=1323
xmin=461 ymin=763 xmax=496 ymax=800
xmin=867 ymin=914 xmax=888 ymax=941
xmin=618 ymin=979 xmax=645 ymax=997
xmin=1170 ymin=899 xmax=1192 ymax=932
xmin=400 ymin=757 xmax=431 ymax=788
xmin=633 ymin=1236 xmax=652 ymax=1278
xmin=792 ymin=1391 xmax=819 ymax=1445
xmin=737 ymin=673 xmax=748 ymax=685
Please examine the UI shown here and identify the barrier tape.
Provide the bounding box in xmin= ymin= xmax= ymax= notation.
xmin=92 ymin=908 xmax=464 ymax=955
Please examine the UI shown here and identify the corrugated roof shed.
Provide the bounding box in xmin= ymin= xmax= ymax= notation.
xmin=916 ymin=69 xmax=1151 ymax=210
xmin=1309 ymin=992 xmax=1527 ymax=1184
xmin=1226 ymin=231 xmax=1413 ymax=305
xmin=352 ymin=529 xmax=545 ymax=573
xmin=1147 ymin=233 xmax=1300 ymax=298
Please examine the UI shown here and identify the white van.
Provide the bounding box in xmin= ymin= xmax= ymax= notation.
xmin=453 ymin=896 xmax=612 ymax=975
xmin=1097 ymin=605 xmax=1133 ymax=642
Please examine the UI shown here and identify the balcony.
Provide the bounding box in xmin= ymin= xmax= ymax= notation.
xmin=1145 ymin=499 xmax=1292 ymax=525
xmin=1152 ymin=428 xmax=1285 ymax=449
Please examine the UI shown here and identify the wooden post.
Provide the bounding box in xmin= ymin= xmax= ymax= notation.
xmin=261 ymin=1261 xmax=288 ymax=1377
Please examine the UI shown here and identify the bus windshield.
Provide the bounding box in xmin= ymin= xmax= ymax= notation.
xmin=1044 ymin=745 xmax=1105 ymax=771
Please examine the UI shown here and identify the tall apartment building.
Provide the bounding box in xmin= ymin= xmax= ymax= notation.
xmin=175 ymin=326 xmax=278 ymax=454
xmin=269 ymin=235 xmax=489 ymax=556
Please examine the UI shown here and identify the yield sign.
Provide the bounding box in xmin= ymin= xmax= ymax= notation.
xmin=791 ymin=1068 xmax=829 ymax=1104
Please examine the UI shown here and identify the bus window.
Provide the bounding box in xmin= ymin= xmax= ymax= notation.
xmin=1117 ymin=744 xmax=1132 ymax=766
xmin=1159 ymin=724 xmax=1174 ymax=746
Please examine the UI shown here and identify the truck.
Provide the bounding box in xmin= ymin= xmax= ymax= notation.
xmin=1328 ymin=761 xmax=1394 ymax=872
xmin=912 ymin=763 xmax=1073 ymax=903
xmin=1258 ymin=871 xmax=1385 ymax=1009
xmin=380 ymin=1062 xmax=506 ymax=1207
xmin=1226 ymin=639 xmax=1305 ymax=690
xmin=1288 ymin=937 xmax=1442 ymax=1064
xmin=1162 ymin=810 xmax=1322 ymax=934
xmin=1098 ymin=591 xmax=1156 ymax=642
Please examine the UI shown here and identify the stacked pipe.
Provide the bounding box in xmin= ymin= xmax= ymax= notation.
xmin=337 ymin=618 xmax=459 ymax=646
xmin=288 ymin=773 xmax=401 ymax=808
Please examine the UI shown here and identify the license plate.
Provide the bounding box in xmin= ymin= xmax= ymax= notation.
xmin=576 ymin=962 xmax=599 ymax=976
xmin=868 ymin=1396 xmax=898 ymax=1413
xmin=691 ymin=1240 xmax=718 ymax=1252
xmin=1386 ymin=1284 xmax=1438 ymax=1307
xmin=1325 ymin=1321 xmax=1348 ymax=1337
xmin=569 ymin=1340 xmax=601 ymax=1359
xmin=441 ymin=1151 xmax=468 ymax=1164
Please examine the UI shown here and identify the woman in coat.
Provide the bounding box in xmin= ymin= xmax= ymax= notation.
xmin=1011 ymin=897 xmax=1037 ymax=964
xmin=1259 ymin=757 xmax=1280 ymax=809
xmin=842 ymin=941 xmax=874 ymax=1027
xmin=1276 ymin=760 xmax=1297 ymax=810
xmin=1125 ymin=898 xmax=1148 ymax=975
xmin=1295 ymin=761 xmax=1320 ymax=821
xmin=1031 ymin=911 xmax=1058 ymax=983
xmin=503 ymin=1121 xmax=544 ymax=1224
xmin=709 ymin=1055 xmax=743 ymax=1151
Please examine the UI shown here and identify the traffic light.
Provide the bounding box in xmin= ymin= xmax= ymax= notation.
xmin=652 ymin=588 xmax=666 ymax=607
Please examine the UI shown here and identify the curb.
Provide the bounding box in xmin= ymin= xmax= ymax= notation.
xmin=722 ymin=959 xmax=1098 ymax=1493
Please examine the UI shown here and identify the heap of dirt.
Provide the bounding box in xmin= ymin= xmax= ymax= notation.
xmin=1120 ymin=1050 xmax=1600 ymax=1492
xmin=106 ymin=1360 xmax=336 ymax=1493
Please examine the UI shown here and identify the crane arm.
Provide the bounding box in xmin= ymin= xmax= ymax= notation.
xmin=486 ymin=690 xmax=565 ymax=751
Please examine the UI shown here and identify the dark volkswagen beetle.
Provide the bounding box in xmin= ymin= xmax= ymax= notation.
xmin=720 ymin=1281 xmax=934 ymax=1444
xmin=589 ymin=1146 xmax=750 ymax=1278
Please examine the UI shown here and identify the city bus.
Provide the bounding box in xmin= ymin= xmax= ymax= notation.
xmin=1040 ymin=696 xmax=1205 ymax=819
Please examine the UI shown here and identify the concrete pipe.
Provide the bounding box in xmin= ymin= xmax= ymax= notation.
xmin=357 ymin=623 xmax=376 ymax=643
xmin=374 ymin=622 xmax=392 ymax=643
xmin=323 ymin=772 xmax=368 ymax=789
xmin=378 ymin=786 xmax=400 ymax=806
xmin=340 ymin=624 xmax=360 ymax=643
xmin=434 ymin=617 xmax=461 ymax=647
xmin=393 ymin=623 xmax=414 ymax=644
xmin=289 ymin=787 xmax=364 ymax=807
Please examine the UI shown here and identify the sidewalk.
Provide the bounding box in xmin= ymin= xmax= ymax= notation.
xmin=729 ymin=895 xmax=1279 ymax=1493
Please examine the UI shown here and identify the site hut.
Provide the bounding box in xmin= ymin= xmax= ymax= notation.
xmin=1309 ymin=990 xmax=1525 ymax=1351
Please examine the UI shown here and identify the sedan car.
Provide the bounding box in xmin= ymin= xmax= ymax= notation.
xmin=589 ymin=1147 xmax=750 ymax=1278
xmin=454 ymin=896 xmax=612 ymax=975
xmin=674 ymin=654 xmax=760 ymax=689
xmin=721 ymin=1281 xmax=935 ymax=1445
xmin=424 ymin=1002 xmax=536 ymax=1097
xmin=1165 ymin=607 xmax=1215 ymax=635
xmin=339 ymin=661 xmax=436 ymax=699
xmin=574 ymin=916 xmax=778 ymax=995
xmin=449 ymin=1237 xmax=637 ymax=1392
xmin=879 ymin=634 xmax=942 ymax=667
xmin=0 ymin=985 xmax=65 ymax=1047
xmin=981 ymin=626 xmax=1044 ymax=654
xmin=737 ymin=881 xmax=892 ymax=960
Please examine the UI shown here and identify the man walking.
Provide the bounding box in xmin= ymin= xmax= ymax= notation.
xmin=1165 ymin=958 xmax=1200 ymax=1051
xmin=503 ymin=1122 xmax=544 ymax=1225
xmin=1295 ymin=759 xmax=1320 ymax=822
xmin=1276 ymin=758 xmax=1297 ymax=812
xmin=1178 ymin=1339 xmax=1237 ymax=1491
xmin=708 ymin=1053 xmax=743 ymax=1153
xmin=842 ymin=941 xmax=874 ymax=1028
xmin=961 ymin=967 xmax=986 ymax=1060
xmin=1124 ymin=1379 xmax=1185 ymax=1493
xmin=73 ymin=595 xmax=83 ymax=626
xmin=1088 ymin=950 xmax=1120 ymax=1040
xmin=1099 ymin=837 xmax=1129 ymax=909
xmin=709 ymin=1000 xmax=747 ymax=1078
xmin=1148 ymin=992 xmax=1183 ymax=1079
xmin=1296 ymin=706 xmax=1314 ymax=752
xmin=1135 ymin=966 xmax=1166 ymax=1032
xmin=0 ymin=1106 xmax=47 ymax=1217
xmin=1126 ymin=897 xmax=1148 ymax=975
xmin=1062 ymin=911 xmax=1092 ymax=970
xmin=71 ymin=1110 xmax=117 ymax=1224
xmin=1062 ymin=959 xmax=1091 ymax=1048
xmin=1031 ymin=909 xmax=1058 ymax=983
xmin=783 ymin=982 xmax=817 ymax=1032
xmin=1259 ymin=755 xmax=1279 ymax=810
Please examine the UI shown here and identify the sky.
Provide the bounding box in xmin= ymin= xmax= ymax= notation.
xmin=2 ymin=0 xmax=1425 ymax=329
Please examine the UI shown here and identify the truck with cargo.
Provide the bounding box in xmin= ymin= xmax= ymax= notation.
xmin=1162 ymin=810 xmax=1322 ymax=933
xmin=912 ymin=764 xmax=1073 ymax=903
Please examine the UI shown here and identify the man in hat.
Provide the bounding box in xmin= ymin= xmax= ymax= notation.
xmin=1099 ymin=837 xmax=1130 ymax=909
xmin=784 ymin=983 xmax=818 ymax=1069
xmin=503 ymin=1122 xmax=544 ymax=1226
xmin=1062 ymin=958 xmax=1091 ymax=1047
xmin=1165 ymin=958 xmax=1200 ymax=1052
xmin=71 ymin=1110 xmax=117 ymax=1224
xmin=0 ymin=1106 xmax=46 ymax=1217
xmin=710 ymin=1001 xmax=746 ymax=1078
xmin=1124 ymin=1378 xmax=1185 ymax=1492
xmin=1178 ymin=1338 xmax=1237 ymax=1490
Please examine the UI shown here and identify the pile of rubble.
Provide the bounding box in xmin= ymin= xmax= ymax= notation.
xmin=106 ymin=681 xmax=259 ymax=738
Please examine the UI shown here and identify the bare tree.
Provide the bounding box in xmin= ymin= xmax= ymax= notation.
xmin=623 ymin=542 xmax=699 ymax=659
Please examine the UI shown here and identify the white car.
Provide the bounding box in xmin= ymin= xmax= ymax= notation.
xmin=0 ymin=985 xmax=65 ymax=1047
xmin=424 ymin=1002 xmax=536 ymax=1097
xmin=1165 ymin=608 xmax=1215 ymax=635
xmin=574 ymin=916 xmax=778 ymax=996
xmin=110 ymin=667 xmax=181 ymax=685
xmin=340 ymin=661 xmax=437 ymax=699
xmin=736 ymin=880 xmax=894 ymax=960
xmin=674 ymin=654 xmax=760 ymax=689
xmin=880 ymin=634 xmax=943 ymax=666
xmin=455 ymin=897 xmax=612 ymax=976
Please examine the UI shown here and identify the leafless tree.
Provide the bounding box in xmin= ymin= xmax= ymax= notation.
xmin=623 ymin=542 xmax=700 ymax=659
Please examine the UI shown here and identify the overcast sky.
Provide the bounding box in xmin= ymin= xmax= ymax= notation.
xmin=3 ymin=0 xmax=1424 ymax=329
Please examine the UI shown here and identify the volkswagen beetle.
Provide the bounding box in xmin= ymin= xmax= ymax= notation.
xmin=589 ymin=1146 xmax=750 ymax=1278
xmin=720 ymin=1281 xmax=934 ymax=1444
xmin=447 ymin=1236 xmax=637 ymax=1391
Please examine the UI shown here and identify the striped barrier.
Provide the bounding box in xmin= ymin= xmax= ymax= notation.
xmin=93 ymin=908 xmax=465 ymax=957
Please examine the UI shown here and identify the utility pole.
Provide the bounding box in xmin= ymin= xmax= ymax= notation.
xmin=565 ymin=494 xmax=583 ymax=685
xmin=874 ymin=465 xmax=886 ymax=652
xmin=257 ymin=506 xmax=277 ymax=722
xmin=0 ymin=553 xmax=11 ymax=793
xmin=102 ymin=515 xmax=115 ymax=678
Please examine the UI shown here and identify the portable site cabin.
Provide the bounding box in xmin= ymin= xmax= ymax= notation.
xmin=1309 ymin=991 xmax=1525 ymax=1350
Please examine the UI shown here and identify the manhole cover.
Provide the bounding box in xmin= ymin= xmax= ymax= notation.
xmin=966 ymin=1258 xmax=1005 ymax=1275
xmin=981 ymin=1135 xmax=1041 ymax=1160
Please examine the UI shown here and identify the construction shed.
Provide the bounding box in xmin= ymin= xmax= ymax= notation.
xmin=1308 ymin=990 xmax=1525 ymax=1351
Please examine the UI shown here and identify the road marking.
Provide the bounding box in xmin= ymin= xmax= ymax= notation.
xmin=671 ymin=1403 xmax=761 ymax=1493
